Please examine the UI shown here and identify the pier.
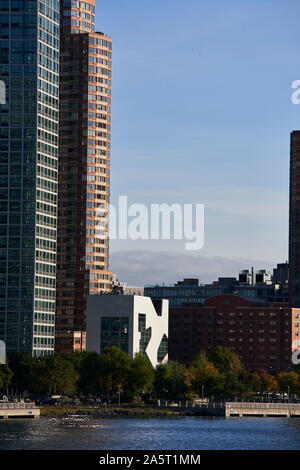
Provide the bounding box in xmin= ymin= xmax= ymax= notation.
xmin=160 ymin=401 xmax=300 ymax=418
xmin=225 ymin=402 xmax=300 ymax=418
xmin=0 ymin=403 xmax=40 ymax=419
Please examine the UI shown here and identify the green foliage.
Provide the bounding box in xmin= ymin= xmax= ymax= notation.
xmin=126 ymin=354 xmax=154 ymax=401
xmin=37 ymin=353 xmax=79 ymax=395
xmin=251 ymin=370 xmax=278 ymax=393
xmin=7 ymin=347 xmax=300 ymax=402
xmin=154 ymin=360 xmax=188 ymax=400
xmin=98 ymin=346 xmax=133 ymax=395
xmin=186 ymin=350 xmax=220 ymax=397
xmin=76 ymin=351 xmax=102 ymax=395
xmin=276 ymin=372 xmax=300 ymax=394
xmin=210 ymin=346 xmax=243 ymax=374
xmin=0 ymin=364 xmax=13 ymax=391
xmin=8 ymin=353 xmax=38 ymax=393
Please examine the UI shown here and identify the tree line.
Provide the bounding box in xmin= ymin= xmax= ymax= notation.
xmin=0 ymin=346 xmax=300 ymax=402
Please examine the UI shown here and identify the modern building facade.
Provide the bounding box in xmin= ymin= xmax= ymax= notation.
xmin=289 ymin=130 xmax=300 ymax=307
xmin=0 ymin=0 xmax=60 ymax=355
xmin=55 ymin=0 xmax=113 ymax=349
xmin=273 ymin=262 xmax=289 ymax=285
xmin=169 ymin=294 xmax=299 ymax=373
xmin=145 ymin=270 xmax=289 ymax=308
xmin=86 ymin=295 xmax=169 ymax=367
xmin=145 ymin=279 xmax=225 ymax=307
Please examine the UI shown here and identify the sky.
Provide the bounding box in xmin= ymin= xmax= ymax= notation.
xmin=95 ymin=0 xmax=300 ymax=285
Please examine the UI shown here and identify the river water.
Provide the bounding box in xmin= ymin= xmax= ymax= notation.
xmin=0 ymin=415 xmax=300 ymax=450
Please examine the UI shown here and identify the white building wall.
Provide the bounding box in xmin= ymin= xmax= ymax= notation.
xmin=86 ymin=295 xmax=168 ymax=367
xmin=133 ymin=297 xmax=168 ymax=366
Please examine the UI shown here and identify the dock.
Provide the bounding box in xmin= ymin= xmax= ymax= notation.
xmin=225 ymin=402 xmax=300 ymax=418
xmin=162 ymin=401 xmax=300 ymax=418
xmin=0 ymin=402 xmax=40 ymax=419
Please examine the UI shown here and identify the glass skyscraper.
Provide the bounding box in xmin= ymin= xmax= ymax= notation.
xmin=0 ymin=0 xmax=59 ymax=356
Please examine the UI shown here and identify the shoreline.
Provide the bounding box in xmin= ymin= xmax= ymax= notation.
xmin=40 ymin=405 xmax=183 ymax=419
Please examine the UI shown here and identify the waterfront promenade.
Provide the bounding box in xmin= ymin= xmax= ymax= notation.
xmin=225 ymin=402 xmax=300 ymax=418
xmin=0 ymin=403 xmax=40 ymax=419
xmin=160 ymin=401 xmax=300 ymax=418
xmin=1 ymin=400 xmax=300 ymax=420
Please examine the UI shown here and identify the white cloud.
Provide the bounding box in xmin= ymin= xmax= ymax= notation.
xmin=110 ymin=250 xmax=277 ymax=287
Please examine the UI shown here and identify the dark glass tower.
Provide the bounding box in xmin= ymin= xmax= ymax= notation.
xmin=289 ymin=130 xmax=300 ymax=307
xmin=0 ymin=0 xmax=59 ymax=355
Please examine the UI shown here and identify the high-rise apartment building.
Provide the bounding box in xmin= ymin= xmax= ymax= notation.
xmin=0 ymin=0 xmax=60 ymax=355
xmin=55 ymin=0 xmax=113 ymax=351
xmin=289 ymin=130 xmax=300 ymax=307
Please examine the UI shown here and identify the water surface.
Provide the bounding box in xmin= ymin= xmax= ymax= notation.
xmin=0 ymin=415 xmax=299 ymax=450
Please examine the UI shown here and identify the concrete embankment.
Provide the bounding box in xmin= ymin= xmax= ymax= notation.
xmin=38 ymin=402 xmax=300 ymax=419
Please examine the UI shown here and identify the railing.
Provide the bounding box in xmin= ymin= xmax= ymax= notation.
xmin=0 ymin=403 xmax=38 ymax=410
xmin=226 ymin=402 xmax=300 ymax=410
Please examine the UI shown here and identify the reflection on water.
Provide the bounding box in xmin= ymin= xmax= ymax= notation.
xmin=0 ymin=415 xmax=300 ymax=450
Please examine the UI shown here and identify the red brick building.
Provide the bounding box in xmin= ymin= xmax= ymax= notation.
xmin=55 ymin=0 xmax=113 ymax=351
xmin=55 ymin=331 xmax=86 ymax=354
xmin=169 ymin=294 xmax=300 ymax=373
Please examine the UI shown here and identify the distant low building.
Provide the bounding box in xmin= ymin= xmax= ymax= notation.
xmin=86 ymin=295 xmax=168 ymax=367
xmin=111 ymin=275 xmax=144 ymax=296
xmin=144 ymin=278 xmax=224 ymax=307
xmin=145 ymin=268 xmax=289 ymax=307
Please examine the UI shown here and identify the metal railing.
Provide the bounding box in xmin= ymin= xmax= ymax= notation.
xmin=226 ymin=402 xmax=300 ymax=410
xmin=0 ymin=403 xmax=38 ymax=410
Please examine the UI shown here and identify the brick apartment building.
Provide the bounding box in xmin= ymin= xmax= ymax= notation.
xmin=169 ymin=294 xmax=300 ymax=373
xmin=55 ymin=0 xmax=113 ymax=351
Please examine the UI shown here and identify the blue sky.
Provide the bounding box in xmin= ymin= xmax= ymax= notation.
xmin=95 ymin=0 xmax=300 ymax=284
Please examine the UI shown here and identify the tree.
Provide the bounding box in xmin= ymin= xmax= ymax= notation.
xmin=236 ymin=369 xmax=255 ymax=399
xmin=251 ymin=370 xmax=278 ymax=393
xmin=276 ymin=372 xmax=300 ymax=395
xmin=98 ymin=346 xmax=133 ymax=397
xmin=153 ymin=361 xmax=188 ymax=400
xmin=154 ymin=362 xmax=173 ymax=400
xmin=125 ymin=354 xmax=154 ymax=401
xmin=76 ymin=351 xmax=102 ymax=395
xmin=38 ymin=353 xmax=79 ymax=395
xmin=8 ymin=353 xmax=39 ymax=394
xmin=168 ymin=361 xmax=190 ymax=400
xmin=0 ymin=364 xmax=13 ymax=392
xmin=186 ymin=350 xmax=220 ymax=397
xmin=210 ymin=347 xmax=243 ymax=374
xmin=221 ymin=371 xmax=246 ymax=399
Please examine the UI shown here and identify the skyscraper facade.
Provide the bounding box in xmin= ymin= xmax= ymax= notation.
xmin=55 ymin=0 xmax=112 ymax=351
xmin=0 ymin=0 xmax=60 ymax=355
xmin=289 ymin=130 xmax=300 ymax=307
